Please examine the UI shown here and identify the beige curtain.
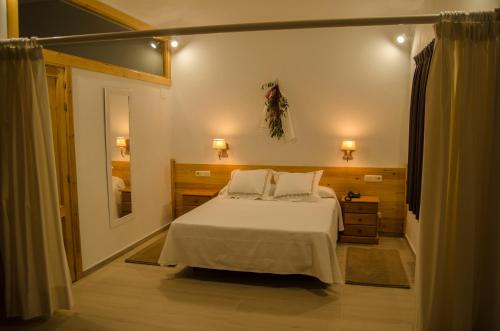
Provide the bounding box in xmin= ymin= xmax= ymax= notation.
xmin=417 ymin=12 xmax=500 ymax=330
xmin=0 ymin=39 xmax=73 ymax=319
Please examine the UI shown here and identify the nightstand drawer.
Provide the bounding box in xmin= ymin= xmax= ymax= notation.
xmin=344 ymin=213 xmax=377 ymax=226
xmin=121 ymin=201 xmax=132 ymax=211
xmin=183 ymin=195 xmax=211 ymax=206
xmin=120 ymin=202 xmax=132 ymax=217
xmin=343 ymin=202 xmax=378 ymax=214
xmin=121 ymin=191 xmax=131 ymax=203
xmin=343 ymin=224 xmax=377 ymax=237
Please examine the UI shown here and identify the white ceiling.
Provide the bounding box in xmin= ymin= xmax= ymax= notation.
xmin=100 ymin=0 xmax=427 ymax=28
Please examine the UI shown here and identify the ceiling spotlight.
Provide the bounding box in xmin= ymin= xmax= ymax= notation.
xmin=149 ymin=40 xmax=159 ymax=49
xmin=396 ymin=34 xmax=406 ymax=44
xmin=170 ymin=39 xmax=179 ymax=48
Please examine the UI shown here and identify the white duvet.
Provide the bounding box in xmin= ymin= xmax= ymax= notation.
xmin=159 ymin=196 xmax=344 ymax=284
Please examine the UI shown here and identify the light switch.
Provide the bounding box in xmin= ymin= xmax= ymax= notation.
xmin=195 ymin=170 xmax=211 ymax=177
xmin=364 ymin=175 xmax=383 ymax=182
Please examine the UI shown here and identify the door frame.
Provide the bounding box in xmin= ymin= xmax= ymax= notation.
xmin=46 ymin=64 xmax=84 ymax=281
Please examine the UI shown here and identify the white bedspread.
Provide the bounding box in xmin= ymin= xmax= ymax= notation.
xmin=159 ymin=197 xmax=344 ymax=284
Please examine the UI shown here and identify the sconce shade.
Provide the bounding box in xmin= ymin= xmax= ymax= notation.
xmin=212 ymin=138 xmax=227 ymax=150
xmin=116 ymin=136 xmax=127 ymax=147
xmin=341 ymin=140 xmax=356 ymax=151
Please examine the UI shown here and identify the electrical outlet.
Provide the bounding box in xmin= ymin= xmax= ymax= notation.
xmin=364 ymin=175 xmax=383 ymax=182
xmin=195 ymin=170 xmax=211 ymax=177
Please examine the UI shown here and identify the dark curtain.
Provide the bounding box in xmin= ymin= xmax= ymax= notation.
xmin=407 ymin=40 xmax=435 ymax=219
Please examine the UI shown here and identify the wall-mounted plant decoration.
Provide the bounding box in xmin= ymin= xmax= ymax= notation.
xmin=261 ymin=80 xmax=289 ymax=140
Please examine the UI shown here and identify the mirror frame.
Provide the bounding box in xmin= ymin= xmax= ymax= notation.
xmin=103 ymin=87 xmax=134 ymax=228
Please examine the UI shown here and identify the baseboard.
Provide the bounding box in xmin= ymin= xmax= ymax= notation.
xmin=405 ymin=233 xmax=417 ymax=257
xmin=81 ymin=223 xmax=170 ymax=279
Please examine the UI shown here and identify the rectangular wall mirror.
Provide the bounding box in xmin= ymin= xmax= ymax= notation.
xmin=104 ymin=88 xmax=133 ymax=227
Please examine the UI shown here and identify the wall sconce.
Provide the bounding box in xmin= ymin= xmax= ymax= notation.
xmin=341 ymin=140 xmax=356 ymax=162
xmin=212 ymin=138 xmax=228 ymax=159
xmin=116 ymin=136 xmax=129 ymax=157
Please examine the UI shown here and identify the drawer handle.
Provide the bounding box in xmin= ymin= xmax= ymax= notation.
xmin=358 ymin=218 xmax=363 ymax=222
xmin=357 ymin=229 xmax=362 ymax=234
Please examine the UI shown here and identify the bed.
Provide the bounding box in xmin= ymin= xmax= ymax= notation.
xmin=158 ymin=195 xmax=344 ymax=284
xmin=110 ymin=175 xmax=125 ymax=219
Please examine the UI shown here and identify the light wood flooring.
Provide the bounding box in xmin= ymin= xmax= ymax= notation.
xmin=4 ymin=235 xmax=416 ymax=331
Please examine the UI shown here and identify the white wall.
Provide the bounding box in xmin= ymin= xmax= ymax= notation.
xmin=104 ymin=0 xmax=423 ymax=28
xmin=170 ymin=26 xmax=412 ymax=167
xmin=72 ymin=69 xmax=172 ymax=270
xmin=404 ymin=0 xmax=498 ymax=253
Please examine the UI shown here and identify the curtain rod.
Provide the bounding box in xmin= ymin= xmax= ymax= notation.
xmin=37 ymin=14 xmax=440 ymax=45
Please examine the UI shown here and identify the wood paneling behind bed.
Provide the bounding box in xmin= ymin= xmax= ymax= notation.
xmin=112 ymin=160 xmax=131 ymax=187
xmin=171 ymin=160 xmax=406 ymax=236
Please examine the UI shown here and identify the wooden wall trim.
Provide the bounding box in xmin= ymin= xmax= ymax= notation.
xmin=43 ymin=49 xmax=172 ymax=86
xmin=172 ymin=162 xmax=407 ymax=235
xmin=6 ymin=0 xmax=19 ymax=38
xmin=65 ymin=0 xmax=172 ymax=83
xmin=112 ymin=161 xmax=131 ymax=187
xmin=64 ymin=66 xmax=84 ymax=280
xmin=163 ymin=41 xmax=172 ymax=78
xmin=9 ymin=0 xmax=171 ymax=83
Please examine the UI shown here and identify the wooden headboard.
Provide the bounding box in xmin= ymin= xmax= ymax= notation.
xmin=112 ymin=161 xmax=131 ymax=188
xmin=170 ymin=160 xmax=406 ymax=236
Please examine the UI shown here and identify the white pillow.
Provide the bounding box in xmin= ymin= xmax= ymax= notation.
xmin=312 ymin=170 xmax=323 ymax=195
xmin=218 ymin=184 xmax=228 ymax=196
xmin=273 ymin=170 xmax=323 ymax=201
xmin=219 ymin=183 xmax=276 ymax=199
xmin=227 ymin=169 xmax=272 ymax=198
xmin=318 ymin=185 xmax=337 ymax=199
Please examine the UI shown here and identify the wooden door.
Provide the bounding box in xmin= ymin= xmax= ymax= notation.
xmin=46 ymin=65 xmax=80 ymax=281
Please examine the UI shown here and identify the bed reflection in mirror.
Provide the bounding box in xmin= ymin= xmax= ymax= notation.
xmin=104 ymin=88 xmax=133 ymax=227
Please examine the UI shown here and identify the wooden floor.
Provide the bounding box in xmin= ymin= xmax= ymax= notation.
xmin=4 ymin=235 xmax=416 ymax=331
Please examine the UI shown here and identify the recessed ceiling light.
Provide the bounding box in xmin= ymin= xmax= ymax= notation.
xmin=396 ymin=34 xmax=406 ymax=44
xmin=170 ymin=39 xmax=179 ymax=48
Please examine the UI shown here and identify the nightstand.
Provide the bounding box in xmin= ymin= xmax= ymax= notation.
xmin=120 ymin=187 xmax=132 ymax=217
xmin=176 ymin=188 xmax=219 ymax=218
xmin=340 ymin=195 xmax=380 ymax=244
